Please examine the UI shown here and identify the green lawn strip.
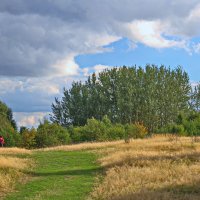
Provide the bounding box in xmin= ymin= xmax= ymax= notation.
xmin=4 ymin=151 xmax=101 ymax=200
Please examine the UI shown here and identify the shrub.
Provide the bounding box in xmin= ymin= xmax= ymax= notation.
xmin=70 ymin=116 xmax=126 ymax=142
xmin=102 ymin=115 xmax=112 ymax=128
xmin=70 ymin=117 xmax=147 ymax=143
xmin=124 ymin=124 xmax=137 ymax=143
xmin=36 ymin=120 xmax=71 ymax=148
xmin=70 ymin=126 xmax=85 ymax=143
xmin=166 ymin=124 xmax=185 ymax=136
xmin=124 ymin=122 xmax=148 ymax=143
xmin=184 ymin=121 xmax=199 ymax=137
xmin=107 ymin=124 xmax=125 ymax=140
xmin=134 ymin=122 xmax=148 ymax=138
xmin=83 ymin=118 xmax=107 ymax=141
xmin=178 ymin=112 xmax=200 ymax=136
xmin=21 ymin=128 xmax=37 ymax=149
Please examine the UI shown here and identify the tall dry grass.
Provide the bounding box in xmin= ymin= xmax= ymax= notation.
xmin=0 ymin=148 xmax=32 ymax=197
xmin=89 ymin=135 xmax=200 ymax=200
xmin=37 ymin=140 xmax=123 ymax=152
xmin=0 ymin=147 xmax=31 ymax=155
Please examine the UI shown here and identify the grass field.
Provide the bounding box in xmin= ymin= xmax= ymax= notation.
xmin=0 ymin=150 xmax=100 ymax=200
xmin=90 ymin=135 xmax=200 ymax=200
xmin=1 ymin=135 xmax=200 ymax=200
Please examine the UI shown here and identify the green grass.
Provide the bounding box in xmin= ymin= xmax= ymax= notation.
xmin=4 ymin=151 xmax=101 ymax=200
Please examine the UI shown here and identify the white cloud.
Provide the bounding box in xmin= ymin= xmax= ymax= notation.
xmin=14 ymin=112 xmax=50 ymax=128
xmin=0 ymin=78 xmax=23 ymax=94
xmin=82 ymin=68 xmax=90 ymax=77
xmin=25 ymin=80 xmax=60 ymax=95
xmin=191 ymin=81 xmax=199 ymax=88
xmin=0 ymin=77 xmax=60 ymax=95
xmin=54 ymin=54 xmax=80 ymax=76
xmin=93 ymin=64 xmax=113 ymax=74
xmin=192 ymin=43 xmax=200 ymax=53
xmin=80 ymin=64 xmax=113 ymax=77
xmin=124 ymin=20 xmax=186 ymax=49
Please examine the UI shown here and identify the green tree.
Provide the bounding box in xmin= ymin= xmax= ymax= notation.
xmin=51 ymin=65 xmax=191 ymax=133
xmin=190 ymin=83 xmax=200 ymax=111
xmin=0 ymin=101 xmax=20 ymax=146
xmin=0 ymin=101 xmax=17 ymax=130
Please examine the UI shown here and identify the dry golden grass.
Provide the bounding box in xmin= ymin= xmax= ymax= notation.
xmin=0 ymin=148 xmax=32 ymax=197
xmin=0 ymin=147 xmax=31 ymax=155
xmin=0 ymin=156 xmax=30 ymax=170
xmin=89 ymin=135 xmax=200 ymax=200
xmin=37 ymin=140 xmax=123 ymax=152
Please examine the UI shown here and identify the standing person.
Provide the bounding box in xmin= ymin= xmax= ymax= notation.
xmin=0 ymin=135 xmax=5 ymax=147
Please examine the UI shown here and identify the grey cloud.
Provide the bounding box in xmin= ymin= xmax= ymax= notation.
xmin=0 ymin=0 xmax=86 ymax=22
xmin=0 ymin=0 xmax=200 ymax=77
xmin=0 ymin=0 xmax=198 ymax=20
xmin=1 ymin=0 xmax=200 ymax=126
xmin=0 ymin=8 xmax=116 ymax=76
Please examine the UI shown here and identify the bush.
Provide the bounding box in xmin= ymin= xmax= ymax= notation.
xmin=124 ymin=124 xmax=137 ymax=143
xmin=36 ymin=120 xmax=71 ymax=148
xmin=70 ymin=116 xmax=126 ymax=142
xmin=70 ymin=126 xmax=85 ymax=143
xmin=21 ymin=128 xmax=37 ymax=149
xmin=70 ymin=117 xmax=148 ymax=143
xmin=184 ymin=121 xmax=199 ymax=137
xmin=124 ymin=122 xmax=148 ymax=143
xmin=82 ymin=118 xmax=107 ymax=141
xmin=134 ymin=122 xmax=148 ymax=138
xmin=165 ymin=124 xmax=185 ymax=136
xmin=107 ymin=124 xmax=125 ymax=140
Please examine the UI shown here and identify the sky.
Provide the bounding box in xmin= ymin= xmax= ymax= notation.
xmin=0 ymin=0 xmax=200 ymax=128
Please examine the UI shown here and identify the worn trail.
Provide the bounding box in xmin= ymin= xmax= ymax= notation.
xmin=5 ymin=151 xmax=100 ymax=200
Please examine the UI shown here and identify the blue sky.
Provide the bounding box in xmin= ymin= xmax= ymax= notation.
xmin=0 ymin=0 xmax=200 ymax=127
xmin=76 ymin=38 xmax=200 ymax=81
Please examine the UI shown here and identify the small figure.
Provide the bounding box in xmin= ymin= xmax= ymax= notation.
xmin=0 ymin=135 xmax=5 ymax=147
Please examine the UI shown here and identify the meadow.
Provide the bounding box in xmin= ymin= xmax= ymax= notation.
xmin=1 ymin=135 xmax=200 ymax=200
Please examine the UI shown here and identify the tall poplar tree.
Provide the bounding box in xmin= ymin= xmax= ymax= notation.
xmin=51 ymin=65 xmax=191 ymax=132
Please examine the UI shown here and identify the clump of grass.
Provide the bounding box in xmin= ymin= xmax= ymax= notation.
xmin=90 ymin=136 xmax=200 ymax=200
xmin=0 ymin=156 xmax=30 ymax=170
xmin=0 ymin=148 xmax=32 ymax=197
xmin=0 ymin=168 xmax=24 ymax=195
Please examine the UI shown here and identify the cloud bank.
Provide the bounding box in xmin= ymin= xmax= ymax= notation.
xmin=1 ymin=0 xmax=200 ymax=126
xmin=0 ymin=0 xmax=200 ymax=77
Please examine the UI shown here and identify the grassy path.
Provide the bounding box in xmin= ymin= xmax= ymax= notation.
xmin=5 ymin=151 xmax=100 ymax=200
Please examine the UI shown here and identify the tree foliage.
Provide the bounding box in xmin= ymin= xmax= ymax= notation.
xmin=0 ymin=101 xmax=17 ymax=130
xmin=51 ymin=65 xmax=191 ymax=133
xmin=190 ymin=82 xmax=200 ymax=111
xmin=0 ymin=101 xmax=19 ymax=146
xmin=69 ymin=116 xmax=145 ymax=142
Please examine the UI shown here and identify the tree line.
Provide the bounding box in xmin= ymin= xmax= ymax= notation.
xmin=51 ymin=65 xmax=194 ymax=133
xmin=1 ymin=65 xmax=200 ymax=148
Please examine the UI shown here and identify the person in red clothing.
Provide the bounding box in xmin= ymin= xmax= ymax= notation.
xmin=0 ymin=135 xmax=5 ymax=147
